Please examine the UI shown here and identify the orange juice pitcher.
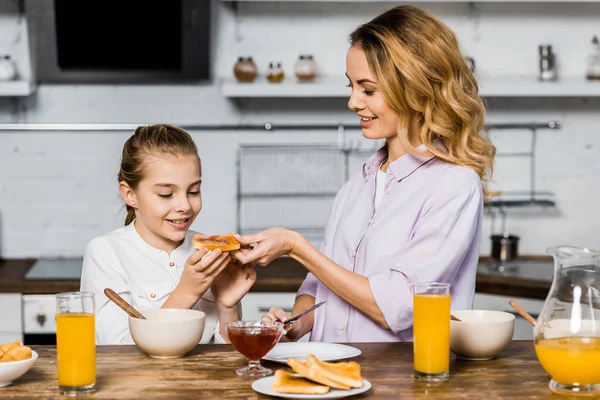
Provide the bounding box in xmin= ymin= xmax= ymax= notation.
xmin=534 ymin=246 xmax=600 ymax=396
xmin=412 ymin=282 xmax=451 ymax=382
xmin=56 ymin=292 xmax=96 ymax=396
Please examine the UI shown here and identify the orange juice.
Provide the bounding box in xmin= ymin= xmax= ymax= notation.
xmin=56 ymin=313 xmax=96 ymax=387
xmin=413 ymin=293 xmax=451 ymax=374
xmin=535 ymin=337 xmax=600 ymax=385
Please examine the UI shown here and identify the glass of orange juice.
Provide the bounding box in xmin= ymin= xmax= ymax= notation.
xmin=412 ymin=282 xmax=451 ymax=382
xmin=56 ymin=292 xmax=96 ymax=396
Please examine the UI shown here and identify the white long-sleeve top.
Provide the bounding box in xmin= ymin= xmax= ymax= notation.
xmin=80 ymin=222 xmax=222 ymax=345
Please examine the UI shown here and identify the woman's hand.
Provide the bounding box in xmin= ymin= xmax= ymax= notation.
xmin=211 ymin=259 xmax=257 ymax=310
xmin=165 ymin=248 xmax=231 ymax=309
xmin=261 ymin=306 xmax=301 ymax=340
xmin=233 ymin=227 xmax=300 ymax=266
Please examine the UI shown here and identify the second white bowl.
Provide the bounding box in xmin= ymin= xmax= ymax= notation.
xmin=450 ymin=310 xmax=515 ymax=360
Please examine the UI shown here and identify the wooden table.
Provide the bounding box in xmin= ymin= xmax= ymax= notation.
xmin=2 ymin=341 xmax=556 ymax=399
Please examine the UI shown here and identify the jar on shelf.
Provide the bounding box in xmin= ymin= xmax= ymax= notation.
xmin=233 ymin=57 xmax=258 ymax=83
xmin=266 ymin=62 xmax=285 ymax=83
xmin=0 ymin=55 xmax=17 ymax=81
xmin=587 ymin=36 xmax=600 ymax=80
xmin=294 ymin=55 xmax=317 ymax=82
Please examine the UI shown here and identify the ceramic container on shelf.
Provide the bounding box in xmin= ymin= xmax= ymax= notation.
xmin=266 ymin=62 xmax=284 ymax=83
xmin=586 ymin=36 xmax=600 ymax=80
xmin=0 ymin=55 xmax=17 ymax=81
xmin=294 ymin=55 xmax=317 ymax=82
xmin=233 ymin=57 xmax=258 ymax=83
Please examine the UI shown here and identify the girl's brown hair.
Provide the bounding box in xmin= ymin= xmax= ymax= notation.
xmin=119 ymin=124 xmax=201 ymax=225
xmin=350 ymin=5 xmax=497 ymax=200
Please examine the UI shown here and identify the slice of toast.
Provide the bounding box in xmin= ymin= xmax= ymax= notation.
xmin=287 ymin=357 xmax=351 ymax=390
xmin=271 ymin=369 xmax=330 ymax=395
xmin=306 ymin=354 xmax=363 ymax=388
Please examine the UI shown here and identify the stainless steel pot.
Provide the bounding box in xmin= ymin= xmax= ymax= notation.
xmin=490 ymin=233 xmax=520 ymax=262
xmin=489 ymin=207 xmax=520 ymax=262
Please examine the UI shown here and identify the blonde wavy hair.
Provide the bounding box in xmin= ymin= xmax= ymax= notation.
xmin=350 ymin=5 xmax=497 ymax=200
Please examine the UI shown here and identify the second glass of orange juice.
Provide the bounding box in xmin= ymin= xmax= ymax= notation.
xmin=412 ymin=282 xmax=451 ymax=382
xmin=56 ymin=292 xmax=96 ymax=397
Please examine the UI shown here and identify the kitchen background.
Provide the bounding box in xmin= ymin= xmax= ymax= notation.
xmin=0 ymin=0 xmax=599 ymax=343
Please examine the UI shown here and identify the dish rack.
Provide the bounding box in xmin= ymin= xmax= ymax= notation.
xmin=484 ymin=121 xmax=561 ymax=211
xmin=235 ymin=121 xmax=561 ymax=244
xmin=235 ymin=143 xmax=377 ymax=242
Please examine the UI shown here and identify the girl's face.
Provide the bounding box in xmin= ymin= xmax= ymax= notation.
xmin=122 ymin=154 xmax=202 ymax=253
xmin=346 ymin=46 xmax=400 ymax=141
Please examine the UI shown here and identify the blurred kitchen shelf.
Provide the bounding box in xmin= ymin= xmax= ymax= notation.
xmin=0 ymin=80 xmax=36 ymax=97
xmin=485 ymin=199 xmax=556 ymax=208
xmin=222 ymin=0 xmax=600 ymax=3
xmin=221 ymin=76 xmax=600 ymax=98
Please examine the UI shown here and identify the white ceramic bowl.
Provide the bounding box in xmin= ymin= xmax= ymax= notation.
xmin=450 ymin=310 xmax=515 ymax=360
xmin=129 ymin=309 xmax=206 ymax=358
xmin=0 ymin=350 xmax=38 ymax=387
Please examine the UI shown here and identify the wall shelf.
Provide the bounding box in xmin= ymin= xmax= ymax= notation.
xmin=221 ymin=0 xmax=600 ymax=3
xmin=0 ymin=80 xmax=36 ymax=97
xmin=221 ymin=76 xmax=600 ymax=98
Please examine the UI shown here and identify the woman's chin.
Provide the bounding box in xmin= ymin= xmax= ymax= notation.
xmin=361 ymin=128 xmax=384 ymax=140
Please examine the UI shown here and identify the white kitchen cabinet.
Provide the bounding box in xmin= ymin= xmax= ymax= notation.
xmin=241 ymin=292 xmax=310 ymax=341
xmin=473 ymin=293 xmax=544 ymax=340
xmin=0 ymin=293 xmax=23 ymax=343
xmin=22 ymin=295 xmax=57 ymax=334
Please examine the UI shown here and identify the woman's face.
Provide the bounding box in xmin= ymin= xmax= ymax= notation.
xmin=346 ymin=45 xmax=400 ymax=141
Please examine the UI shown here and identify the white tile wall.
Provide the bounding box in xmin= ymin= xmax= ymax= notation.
xmin=0 ymin=1 xmax=600 ymax=257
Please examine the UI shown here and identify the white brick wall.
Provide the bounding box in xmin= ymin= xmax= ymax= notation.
xmin=0 ymin=1 xmax=599 ymax=257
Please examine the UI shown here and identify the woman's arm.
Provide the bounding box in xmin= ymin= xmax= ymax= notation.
xmin=235 ymin=229 xmax=389 ymax=329
xmin=235 ymin=181 xmax=483 ymax=332
xmin=291 ymin=236 xmax=390 ymax=329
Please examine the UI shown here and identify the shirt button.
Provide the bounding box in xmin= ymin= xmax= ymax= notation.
xmin=387 ymin=169 xmax=393 ymax=175
xmin=169 ymin=261 xmax=175 ymax=267
xmin=339 ymin=324 xmax=346 ymax=331
xmin=369 ymin=218 xmax=375 ymax=225
xmin=385 ymin=188 xmax=391 ymax=195
xmin=150 ymin=292 xmax=156 ymax=298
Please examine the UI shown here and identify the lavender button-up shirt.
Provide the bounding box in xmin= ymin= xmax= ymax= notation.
xmin=297 ymin=146 xmax=483 ymax=342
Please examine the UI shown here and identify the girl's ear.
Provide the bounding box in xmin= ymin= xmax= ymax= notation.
xmin=119 ymin=181 xmax=137 ymax=209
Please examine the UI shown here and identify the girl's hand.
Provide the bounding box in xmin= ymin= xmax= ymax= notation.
xmin=175 ymin=248 xmax=232 ymax=305
xmin=211 ymin=259 xmax=257 ymax=310
xmin=233 ymin=228 xmax=299 ymax=266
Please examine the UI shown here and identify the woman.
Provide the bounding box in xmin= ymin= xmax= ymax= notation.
xmin=233 ymin=5 xmax=496 ymax=342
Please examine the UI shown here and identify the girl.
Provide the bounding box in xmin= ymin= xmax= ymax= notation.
xmin=233 ymin=5 xmax=496 ymax=342
xmin=81 ymin=124 xmax=256 ymax=344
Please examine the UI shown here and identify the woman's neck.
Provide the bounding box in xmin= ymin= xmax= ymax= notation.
xmin=384 ymin=124 xmax=425 ymax=168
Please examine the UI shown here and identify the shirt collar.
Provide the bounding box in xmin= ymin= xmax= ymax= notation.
xmin=362 ymin=143 xmax=437 ymax=182
xmin=125 ymin=221 xmax=193 ymax=260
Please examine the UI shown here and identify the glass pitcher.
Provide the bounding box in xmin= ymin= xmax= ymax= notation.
xmin=534 ymin=246 xmax=600 ymax=396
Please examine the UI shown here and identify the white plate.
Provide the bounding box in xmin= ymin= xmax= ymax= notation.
xmin=263 ymin=342 xmax=361 ymax=364
xmin=252 ymin=375 xmax=372 ymax=399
